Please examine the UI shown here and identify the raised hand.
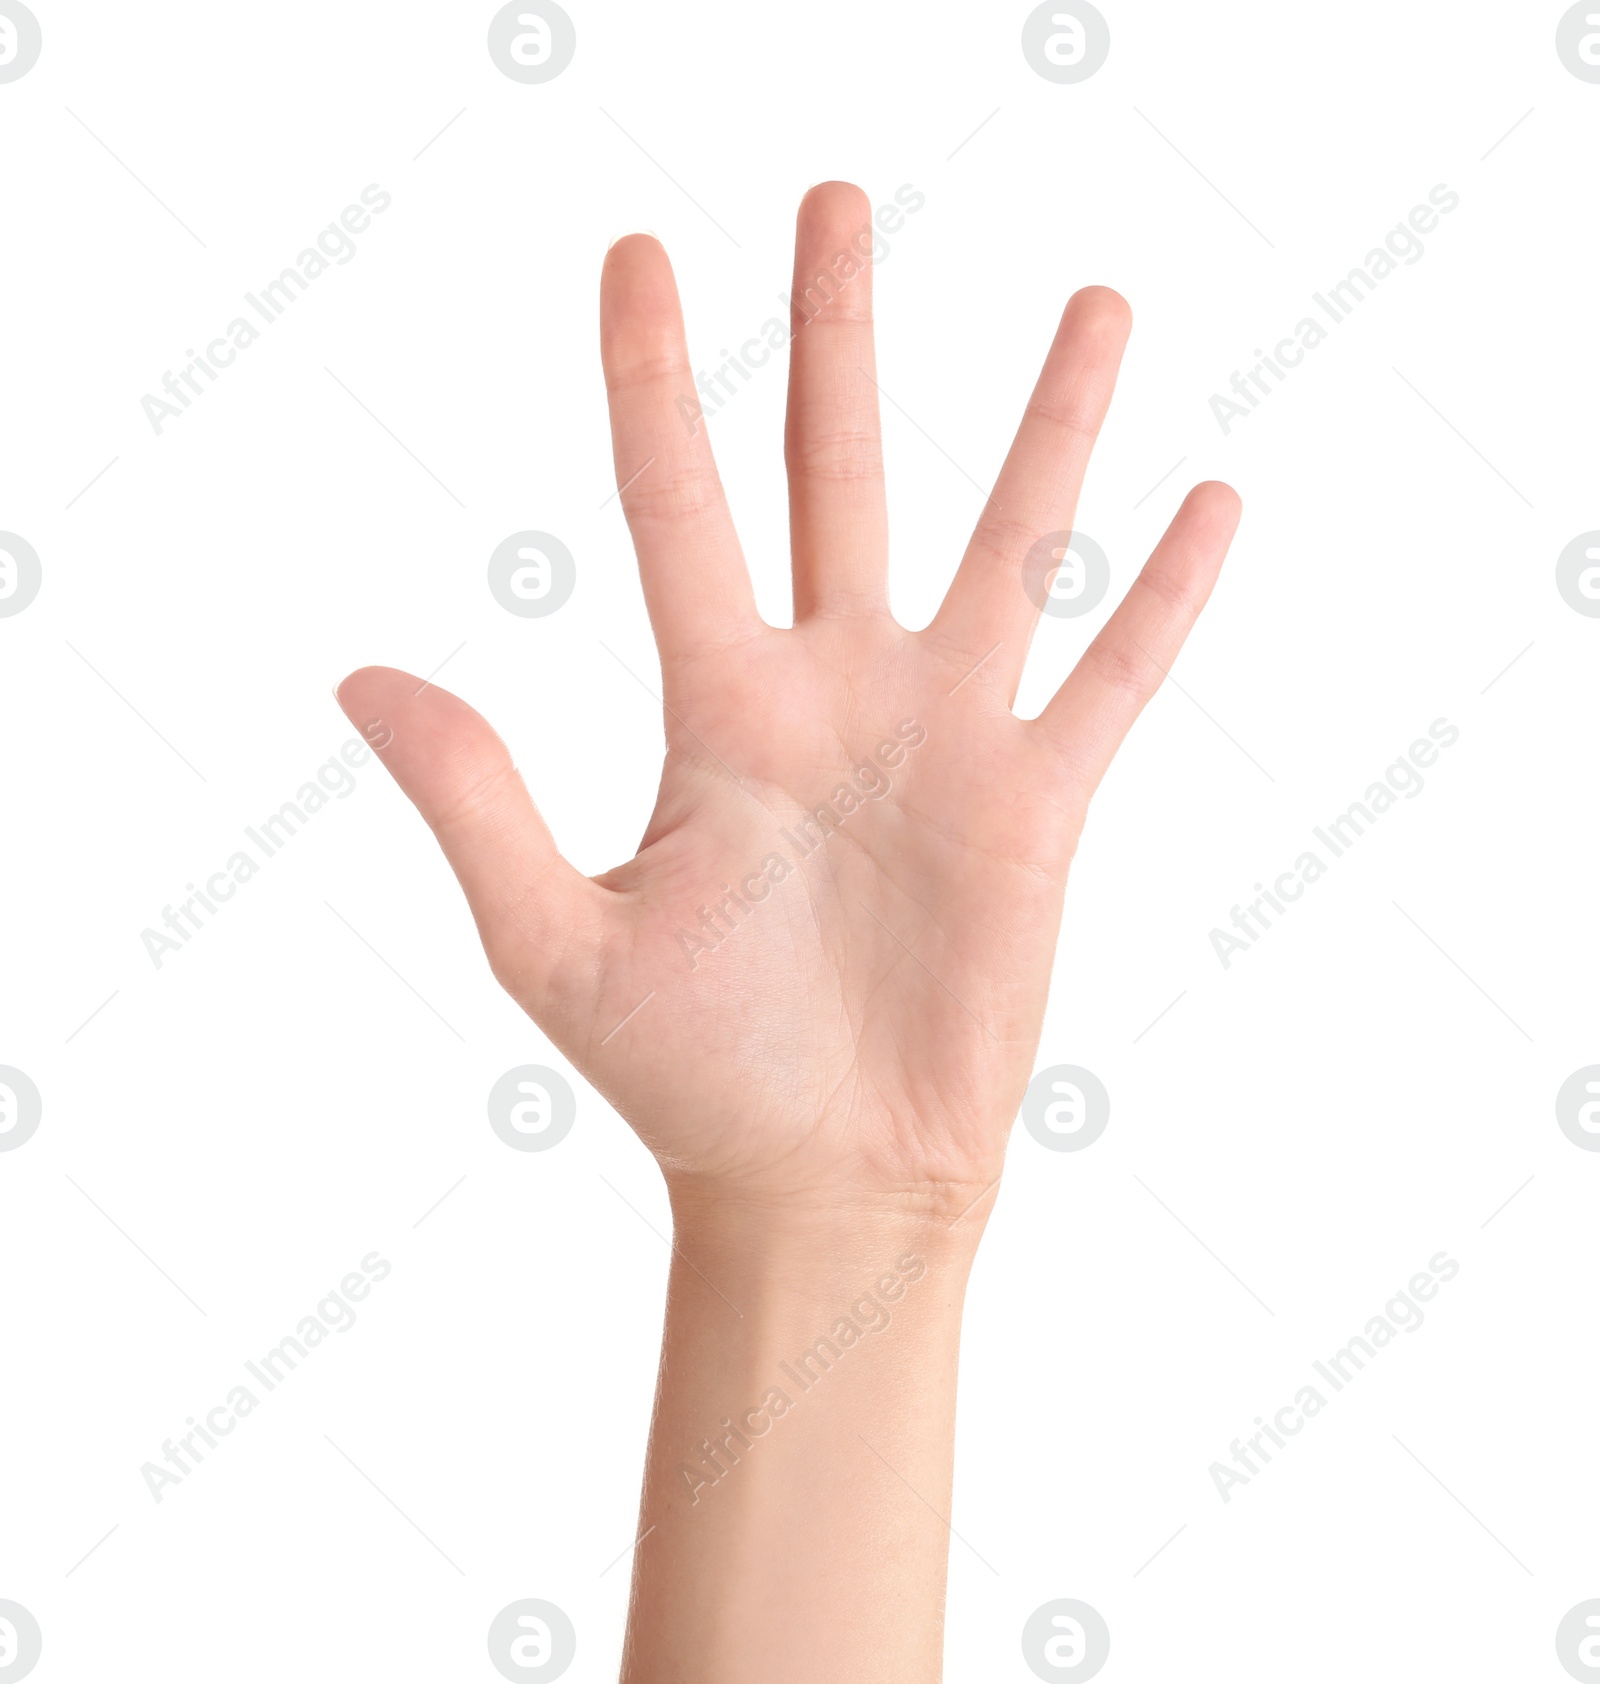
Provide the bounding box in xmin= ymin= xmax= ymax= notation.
xmin=336 ymin=182 xmax=1239 ymax=1230
xmin=339 ymin=180 xmax=1239 ymax=1683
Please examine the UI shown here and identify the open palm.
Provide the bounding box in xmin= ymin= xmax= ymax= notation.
xmin=337 ymin=183 xmax=1239 ymax=1222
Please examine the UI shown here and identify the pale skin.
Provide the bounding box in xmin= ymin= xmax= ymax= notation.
xmin=338 ymin=182 xmax=1240 ymax=1681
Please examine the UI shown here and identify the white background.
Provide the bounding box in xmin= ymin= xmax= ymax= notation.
xmin=2 ymin=1 xmax=1597 ymax=1679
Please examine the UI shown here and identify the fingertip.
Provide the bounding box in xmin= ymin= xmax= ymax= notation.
xmin=1186 ymin=480 xmax=1244 ymax=532
xmin=797 ymin=179 xmax=870 ymax=223
xmin=333 ymin=667 xmax=419 ymax=761
xmin=1068 ymin=285 xmax=1133 ymax=340
xmin=336 ymin=663 xmax=409 ymax=696
xmin=600 ymin=233 xmax=684 ymax=364
xmin=335 ymin=664 xmax=416 ymax=717
xmin=604 ymin=230 xmax=665 ymax=270
xmin=601 ymin=232 xmax=676 ymax=314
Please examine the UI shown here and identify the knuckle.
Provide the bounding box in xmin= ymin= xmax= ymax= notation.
xmin=623 ymin=462 xmax=725 ymax=521
xmin=799 ymin=293 xmax=874 ymax=327
xmin=969 ymin=512 xmax=1047 ymax=574
xmin=605 ymin=351 xmax=690 ymax=397
xmin=1132 ymin=561 xmax=1194 ymax=613
xmin=786 ymin=426 xmax=884 ymax=484
xmin=1088 ymin=638 xmax=1154 ymax=699
xmin=432 ymin=761 xmax=521 ymax=840
xmin=1023 ymin=393 xmax=1100 ymax=447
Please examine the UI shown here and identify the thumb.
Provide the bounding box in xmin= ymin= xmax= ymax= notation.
xmin=335 ymin=665 xmax=603 ymax=1005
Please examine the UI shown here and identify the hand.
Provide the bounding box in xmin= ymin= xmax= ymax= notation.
xmin=336 ymin=182 xmax=1239 ymax=1228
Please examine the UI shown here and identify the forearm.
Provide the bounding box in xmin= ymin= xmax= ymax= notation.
xmin=620 ymin=1194 xmax=984 ymax=1684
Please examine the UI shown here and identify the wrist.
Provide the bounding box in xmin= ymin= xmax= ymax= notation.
xmin=664 ymin=1175 xmax=996 ymax=1275
xmin=658 ymin=1181 xmax=991 ymax=1356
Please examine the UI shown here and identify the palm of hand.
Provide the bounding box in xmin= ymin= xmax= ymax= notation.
xmin=339 ymin=184 xmax=1239 ymax=1218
